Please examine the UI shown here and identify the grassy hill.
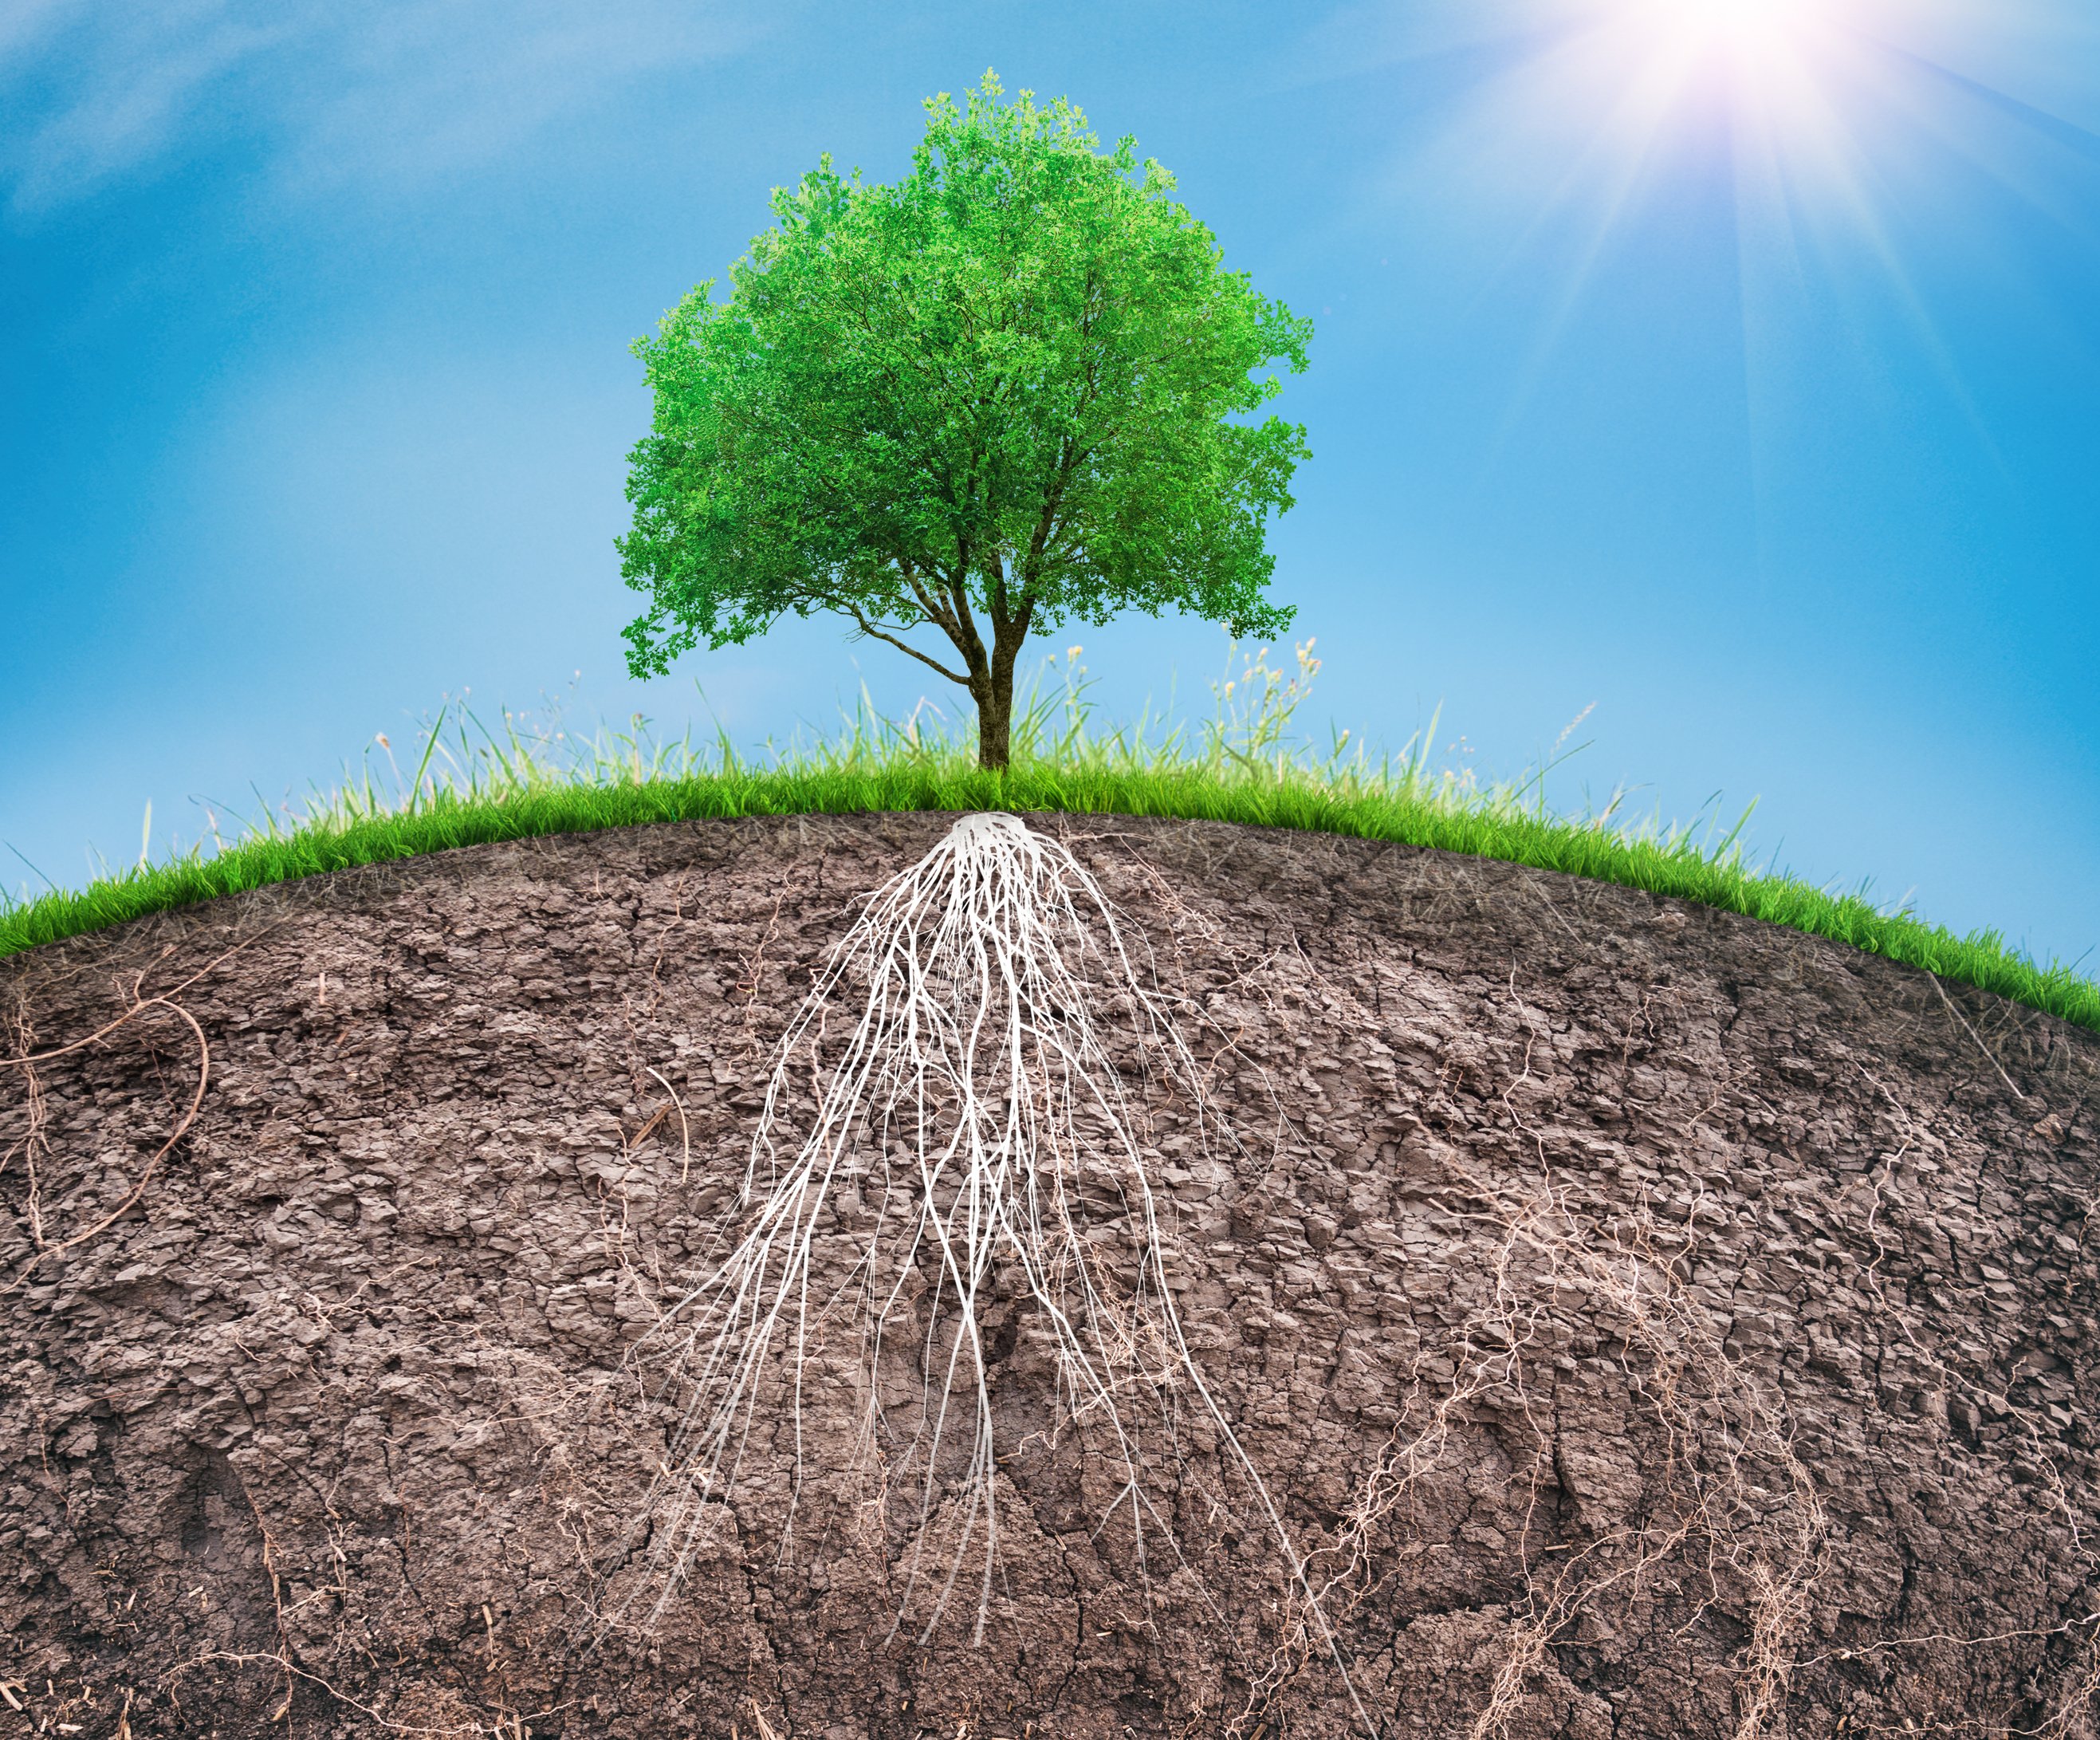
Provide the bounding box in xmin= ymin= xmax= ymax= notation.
xmin=6 ymin=648 xmax=2094 ymax=1033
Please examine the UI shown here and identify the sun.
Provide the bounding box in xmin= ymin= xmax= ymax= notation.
xmin=1523 ymin=0 xmax=1867 ymax=169
xmin=1610 ymin=0 xmax=1842 ymax=90
xmin=1666 ymin=0 xmax=1815 ymax=43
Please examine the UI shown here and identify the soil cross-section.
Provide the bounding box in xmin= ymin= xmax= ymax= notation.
xmin=3 ymin=815 xmax=2095 ymax=1738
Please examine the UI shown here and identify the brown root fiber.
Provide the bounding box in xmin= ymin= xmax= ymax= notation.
xmin=2 ymin=813 xmax=2095 ymax=1738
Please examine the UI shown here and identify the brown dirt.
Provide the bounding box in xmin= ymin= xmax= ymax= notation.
xmin=2 ymin=813 xmax=2096 ymax=1740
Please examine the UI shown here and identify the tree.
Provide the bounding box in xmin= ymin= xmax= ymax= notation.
xmin=617 ymin=71 xmax=1313 ymax=770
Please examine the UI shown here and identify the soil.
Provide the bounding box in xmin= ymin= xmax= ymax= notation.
xmin=2 ymin=813 xmax=2095 ymax=1740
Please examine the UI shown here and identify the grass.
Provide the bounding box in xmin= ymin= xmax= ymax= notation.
xmin=2 ymin=644 xmax=2094 ymax=1035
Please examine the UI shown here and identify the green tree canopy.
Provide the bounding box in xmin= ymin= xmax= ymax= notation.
xmin=619 ymin=72 xmax=1312 ymax=768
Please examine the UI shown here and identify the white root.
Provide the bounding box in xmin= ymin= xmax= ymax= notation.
xmin=621 ymin=812 xmax=1365 ymax=1726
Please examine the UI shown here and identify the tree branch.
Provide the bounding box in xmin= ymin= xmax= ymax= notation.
xmin=843 ymin=604 xmax=973 ymax=687
xmin=900 ymin=565 xmax=960 ymax=640
xmin=943 ymin=565 xmax=989 ymax=679
xmin=989 ymin=552 xmax=1010 ymax=624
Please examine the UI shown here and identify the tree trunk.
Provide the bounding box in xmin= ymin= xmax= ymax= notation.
xmin=975 ymin=612 xmax=1028 ymax=772
xmin=975 ymin=670 xmax=1013 ymax=771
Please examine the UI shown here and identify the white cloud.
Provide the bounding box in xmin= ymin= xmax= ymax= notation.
xmin=0 ymin=0 xmax=764 ymax=215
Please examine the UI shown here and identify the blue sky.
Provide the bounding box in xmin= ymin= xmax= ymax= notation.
xmin=2 ymin=0 xmax=2095 ymax=970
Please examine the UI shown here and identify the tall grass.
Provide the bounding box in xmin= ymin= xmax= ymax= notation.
xmin=2 ymin=646 xmax=2094 ymax=1034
